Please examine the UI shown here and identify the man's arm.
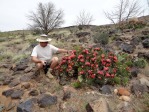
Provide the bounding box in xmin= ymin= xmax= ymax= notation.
xmin=31 ymin=56 xmax=45 ymax=65
xmin=57 ymin=49 xmax=68 ymax=53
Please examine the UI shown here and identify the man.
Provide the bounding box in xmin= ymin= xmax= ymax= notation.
xmin=31 ymin=34 xmax=69 ymax=78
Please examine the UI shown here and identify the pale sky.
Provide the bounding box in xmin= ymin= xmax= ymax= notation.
xmin=0 ymin=0 xmax=148 ymax=31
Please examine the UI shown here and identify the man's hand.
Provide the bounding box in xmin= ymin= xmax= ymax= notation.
xmin=41 ymin=60 xmax=46 ymax=66
xmin=67 ymin=50 xmax=73 ymax=54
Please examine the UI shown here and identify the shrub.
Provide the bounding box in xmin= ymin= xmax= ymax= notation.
xmin=133 ymin=58 xmax=147 ymax=68
xmin=53 ymin=46 xmax=132 ymax=86
xmin=93 ymin=32 xmax=109 ymax=45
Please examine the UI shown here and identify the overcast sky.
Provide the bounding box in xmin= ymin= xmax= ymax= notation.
xmin=0 ymin=0 xmax=148 ymax=31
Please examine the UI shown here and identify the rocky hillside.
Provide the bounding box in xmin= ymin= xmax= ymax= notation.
xmin=0 ymin=23 xmax=149 ymax=112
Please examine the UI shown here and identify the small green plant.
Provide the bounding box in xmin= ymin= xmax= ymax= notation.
xmin=133 ymin=58 xmax=147 ymax=68
xmin=72 ymin=81 xmax=82 ymax=88
xmin=93 ymin=32 xmax=109 ymax=45
xmin=12 ymin=53 xmax=28 ymax=63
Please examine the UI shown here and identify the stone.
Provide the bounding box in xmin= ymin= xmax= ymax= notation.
xmin=21 ymin=82 xmax=31 ymax=89
xmin=63 ymin=91 xmax=71 ymax=101
xmin=2 ymin=89 xmax=14 ymax=97
xmin=9 ymin=79 xmax=20 ymax=87
xmin=3 ymin=77 xmax=14 ymax=85
xmin=38 ymin=94 xmax=57 ymax=108
xmin=6 ymin=102 xmax=16 ymax=111
xmin=17 ymin=98 xmax=37 ymax=112
xmin=142 ymin=39 xmax=149 ymax=48
xmin=20 ymin=75 xmax=32 ymax=82
xmin=139 ymin=78 xmax=149 ymax=87
xmin=14 ymin=64 xmax=28 ymax=71
xmin=24 ymin=66 xmax=32 ymax=73
xmin=11 ymin=89 xmax=24 ymax=99
xmin=131 ymin=84 xmax=148 ymax=96
xmin=100 ymin=85 xmax=112 ymax=94
xmin=117 ymin=102 xmax=134 ymax=112
xmin=0 ymin=105 xmax=5 ymax=112
xmin=29 ymin=89 xmax=39 ymax=96
xmin=120 ymin=43 xmax=135 ymax=54
xmin=76 ymin=32 xmax=90 ymax=37
xmin=86 ymin=98 xmax=111 ymax=112
xmin=119 ymin=96 xmax=131 ymax=102
xmin=130 ymin=67 xmax=139 ymax=77
xmin=116 ymin=88 xmax=131 ymax=96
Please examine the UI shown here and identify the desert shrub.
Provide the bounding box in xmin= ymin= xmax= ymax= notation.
xmin=93 ymin=32 xmax=109 ymax=45
xmin=0 ymin=51 xmax=13 ymax=61
xmin=0 ymin=37 xmax=7 ymax=42
xmin=133 ymin=58 xmax=147 ymax=68
xmin=53 ymin=46 xmax=132 ymax=86
xmin=12 ymin=53 xmax=28 ymax=63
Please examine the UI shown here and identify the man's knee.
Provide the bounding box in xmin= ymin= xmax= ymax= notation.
xmin=52 ymin=57 xmax=59 ymax=62
xmin=36 ymin=63 xmax=43 ymax=69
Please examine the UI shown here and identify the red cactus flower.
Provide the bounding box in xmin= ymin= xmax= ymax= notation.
xmin=94 ymin=47 xmax=100 ymax=51
xmin=90 ymin=74 xmax=95 ymax=78
xmin=85 ymin=62 xmax=91 ymax=66
xmin=106 ymin=59 xmax=111 ymax=63
xmin=79 ymin=71 xmax=85 ymax=75
xmin=105 ymin=73 xmax=110 ymax=77
xmin=110 ymin=74 xmax=115 ymax=78
xmin=80 ymin=59 xmax=85 ymax=63
xmin=104 ymin=67 xmax=109 ymax=71
xmin=78 ymin=55 xmax=84 ymax=59
xmin=97 ymin=70 xmax=104 ymax=75
xmin=106 ymin=63 xmax=111 ymax=67
xmin=101 ymin=54 xmax=105 ymax=58
xmin=113 ymin=68 xmax=117 ymax=73
xmin=88 ymin=70 xmax=93 ymax=74
xmin=70 ymin=54 xmax=76 ymax=59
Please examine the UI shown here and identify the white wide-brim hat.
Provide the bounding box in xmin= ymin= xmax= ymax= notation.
xmin=36 ymin=34 xmax=52 ymax=42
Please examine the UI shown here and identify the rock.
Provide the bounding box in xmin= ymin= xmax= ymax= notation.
xmin=20 ymin=75 xmax=32 ymax=82
xmin=2 ymin=89 xmax=14 ymax=97
xmin=139 ymin=78 xmax=149 ymax=87
xmin=38 ymin=94 xmax=57 ymax=108
xmin=14 ymin=64 xmax=28 ymax=71
xmin=142 ymin=39 xmax=149 ymax=48
xmin=9 ymin=79 xmax=20 ymax=87
xmin=131 ymin=84 xmax=148 ymax=96
xmin=100 ymin=85 xmax=112 ymax=94
xmin=120 ymin=43 xmax=135 ymax=53
xmin=130 ymin=37 xmax=140 ymax=45
xmin=86 ymin=98 xmax=111 ymax=112
xmin=138 ymin=52 xmax=149 ymax=60
xmin=142 ymin=30 xmax=149 ymax=35
xmin=63 ymin=85 xmax=77 ymax=93
xmin=17 ymin=98 xmax=37 ymax=112
xmin=11 ymin=89 xmax=24 ymax=99
xmin=130 ymin=67 xmax=139 ymax=77
xmin=6 ymin=102 xmax=16 ymax=111
xmin=0 ymin=105 xmax=5 ymax=112
xmin=76 ymin=32 xmax=90 ymax=37
xmin=3 ymin=77 xmax=14 ymax=85
xmin=116 ymin=88 xmax=131 ymax=96
xmin=117 ymin=102 xmax=134 ymax=112
xmin=24 ymin=66 xmax=32 ymax=73
xmin=21 ymin=82 xmax=31 ymax=89
xmin=63 ymin=91 xmax=71 ymax=101
xmin=29 ymin=89 xmax=39 ymax=96
xmin=79 ymin=37 xmax=88 ymax=43
xmin=119 ymin=96 xmax=131 ymax=102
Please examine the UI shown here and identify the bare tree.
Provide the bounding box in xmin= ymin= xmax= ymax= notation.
xmin=28 ymin=2 xmax=64 ymax=34
xmin=147 ymin=0 xmax=149 ymax=7
xmin=104 ymin=0 xmax=142 ymax=28
xmin=75 ymin=11 xmax=94 ymax=25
